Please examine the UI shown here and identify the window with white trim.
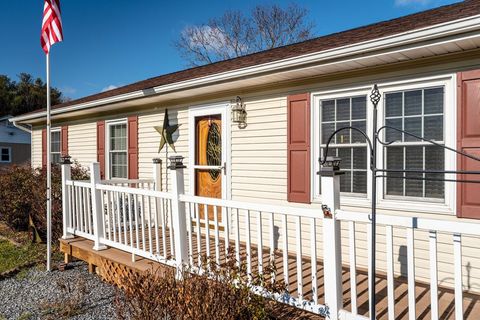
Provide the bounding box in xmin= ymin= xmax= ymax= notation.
xmin=51 ymin=129 xmax=61 ymax=164
xmin=108 ymin=121 xmax=128 ymax=179
xmin=313 ymin=76 xmax=452 ymax=209
xmin=0 ymin=147 xmax=11 ymax=163
xmin=384 ymin=87 xmax=444 ymax=200
xmin=319 ymin=95 xmax=368 ymax=195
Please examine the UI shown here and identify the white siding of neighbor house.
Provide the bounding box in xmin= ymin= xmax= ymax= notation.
xmin=31 ymin=128 xmax=42 ymax=168
xmin=68 ymin=122 xmax=97 ymax=168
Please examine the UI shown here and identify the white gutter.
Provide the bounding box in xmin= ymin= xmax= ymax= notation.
xmin=12 ymin=13 xmax=480 ymax=123
xmin=10 ymin=119 xmax=32 ymax=133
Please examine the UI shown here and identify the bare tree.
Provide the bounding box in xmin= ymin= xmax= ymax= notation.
xmin=174 ymin=3 xmax=315 ymax=67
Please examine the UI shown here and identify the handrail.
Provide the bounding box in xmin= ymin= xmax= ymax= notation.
xmin=65 ymin=180 xmax=90 ymax=188
xmin=179 ymin=194 xmax=321 ymax=218
xmin=101 ymin=178 xmax=155 ymax=184
xmin=336 ymin=209 xmax=480 ymax=236
xmin=96 ymin=183 xmax=172 ymax=199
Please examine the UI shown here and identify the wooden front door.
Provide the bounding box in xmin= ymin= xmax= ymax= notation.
xmin=194 ymin=115 xmax=223 ymax=222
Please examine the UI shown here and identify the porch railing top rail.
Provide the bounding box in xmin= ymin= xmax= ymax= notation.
xmin=336 ymin=209 xmax=480 ymax=236
xmin=179 ymin=194 xmax=321 ymax=218
xmin=65 ymin=180 xmax=90 ymax=188
xmin=101 ymin=178 xmax=155 ymax=185
xmin=96 ymin=183 xmax=172 ymax=199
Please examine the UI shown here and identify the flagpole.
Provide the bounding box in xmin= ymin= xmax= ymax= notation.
xmin=46 ymin=52 xmax=52 ymax=272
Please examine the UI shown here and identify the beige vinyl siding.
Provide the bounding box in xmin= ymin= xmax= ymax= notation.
xmin=138 ymin=107 xmax=190 ymax=192
xmin=31 ymin=128 xmax=42 ymax=168
xmin=68 ymin=122 xmax=97 ymax=168
xmin=231 ymin=97 xmax=288 ymax=204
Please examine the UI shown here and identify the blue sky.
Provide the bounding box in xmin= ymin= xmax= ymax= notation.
xmin=1 ymin=0 xmax=461 ymax=100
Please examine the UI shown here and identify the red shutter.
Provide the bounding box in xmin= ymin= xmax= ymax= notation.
xmin=61 ymin=126 xmax=68 ymax=156
xmin=287 ymin=93 xmax=311 ymax=203
xmin=41 ymin=128 xmax=47 ymax=167
xmin=128 ymin=116 xmax=139 ymax=179
xmin=457 ymin=70 xmax=480 ymax=219
xmin=97 ymin=121 xmax=106 ymax=179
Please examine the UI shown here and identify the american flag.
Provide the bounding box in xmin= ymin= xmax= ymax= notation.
xmin=41 ymin=0 xmax=63 ymax=54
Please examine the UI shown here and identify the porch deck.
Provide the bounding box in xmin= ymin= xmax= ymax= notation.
xmin=60 ymin=230 xmax=480 ymax=320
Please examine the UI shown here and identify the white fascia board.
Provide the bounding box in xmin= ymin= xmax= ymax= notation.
xmin=12 ymin=14 xmax=480 ymax=123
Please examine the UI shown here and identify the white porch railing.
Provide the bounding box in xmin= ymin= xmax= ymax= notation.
xmin=60 ymin=157 xmax=479 ymax=320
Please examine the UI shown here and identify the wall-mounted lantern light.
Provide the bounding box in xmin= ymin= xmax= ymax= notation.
xmin=232 ymin=96 xmax=247 ymax=129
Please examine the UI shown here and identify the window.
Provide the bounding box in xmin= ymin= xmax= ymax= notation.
xmin=108 ymin=121 xmax=128 ymax=179
xmin=0 ymin=147 xmax=11 ymax=163
xmin=319 ymin=95 xmax=368 ymax=195
xmin=384 ymin=87 xmax=444 ymax=200
xmin=51 ymin=129 xmax=61 ymax=164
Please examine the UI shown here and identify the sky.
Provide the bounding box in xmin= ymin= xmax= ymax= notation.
xmin=1 ymin=0 xmax=462 ymax=100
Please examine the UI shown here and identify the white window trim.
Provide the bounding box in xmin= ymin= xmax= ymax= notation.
xmin=105 ymin=119 xmax=128 ymax=180
xmin=50 ymin=127 xmax=61 ymax=164
xmin=0 ymin=147 xmax=11 ymax=163
xmin=311 ymin=74 xmax=456 ymax=215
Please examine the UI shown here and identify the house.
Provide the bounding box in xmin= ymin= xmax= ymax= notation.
xmin=10 ymin=1 xmax=480 ymax=318
xmin=0 ymin=115 xmax=31 ymax=167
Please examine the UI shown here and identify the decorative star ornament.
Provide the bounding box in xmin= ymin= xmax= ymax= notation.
xmin=154 ymin=109 xmax=180 ymax=153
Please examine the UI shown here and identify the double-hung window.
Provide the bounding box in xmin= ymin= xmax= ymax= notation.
xmin=384 ymin=87 xmax=445 ymax=200
xmin=108 ymin=121 xmax=128 ymax=179
xmin=0 ymin=147 xmax=11 ymax=163
xmin=314 ymin=76 xmax=452 ymax=210
xmin=50 ymin=129 xmax=61 ymax=164
xmin=319 ymin=95 xmax=368 ymax=195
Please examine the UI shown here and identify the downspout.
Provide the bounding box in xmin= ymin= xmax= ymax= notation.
xmin=10 ymin=119 xmax=32 ymax=134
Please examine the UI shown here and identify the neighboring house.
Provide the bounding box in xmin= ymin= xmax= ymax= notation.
xmin=10 ymin=1 xmax=480 ymax=317
xmin=0 ymin=115 xmax=31 ymax=166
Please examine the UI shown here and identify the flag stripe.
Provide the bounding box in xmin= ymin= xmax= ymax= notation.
xmin=41 ymin=0 xmax=63 ymax=54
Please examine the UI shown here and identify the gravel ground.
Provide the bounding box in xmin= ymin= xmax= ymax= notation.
xmin=0 ymin=261 xmax=117 ymax=320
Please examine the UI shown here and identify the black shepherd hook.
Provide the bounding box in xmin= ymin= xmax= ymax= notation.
xmin=318 ymin=83 xmax=480 ymax=320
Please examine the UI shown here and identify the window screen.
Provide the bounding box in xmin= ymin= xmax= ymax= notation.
xmin=109 ymin=123 xmax=128 ymax=179
xmin=51 ymin=130 xmax=61 ymax=164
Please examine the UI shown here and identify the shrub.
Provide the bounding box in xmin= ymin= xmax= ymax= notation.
xmin=0 ymin=162 xmax=89 ymax=241
xmin=115 ymin=249 xmax=286 ymax=320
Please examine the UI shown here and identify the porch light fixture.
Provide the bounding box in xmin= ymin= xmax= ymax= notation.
xmin=232 ymin=96 xmax=247 ymax=129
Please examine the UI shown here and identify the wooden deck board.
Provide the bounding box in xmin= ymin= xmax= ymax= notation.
xmin=60 ymin=228 xmax=480 ymax=319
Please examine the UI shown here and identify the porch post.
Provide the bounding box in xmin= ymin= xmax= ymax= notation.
xmin=91 ymin=162 xmax=107 ymax=251
xmin=169 ymin=155 xmax=188 ymax=268
xmin=61 ymin=156 xmax=73 ymax=239
xmin=320 ymin=157 xmax=343 ymax=320
xmin=153 ymin=158 xmax=162 ymax=191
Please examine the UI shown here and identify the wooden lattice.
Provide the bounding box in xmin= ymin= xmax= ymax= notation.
xmin=98 ymin=258 xmax=139 ymax=288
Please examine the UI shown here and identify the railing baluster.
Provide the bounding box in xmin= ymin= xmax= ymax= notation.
xmin=246 ymin=210 xmax=252 ymax=280
xmin=127 ymin=194 xmax=134 ymax=251
xmin=407 ymin=227 xmax=416 ymax=320
xmin=386 ymin=225 xmax=394 ymax=320
xmin=160 ymin=198 xmax=167 ymax=256
xmin=111 ymin=191 xmax=117 ymax=242
xmin=153 ymin=195 xmax=160 ymax=254
xmin=77 ymin=186 xmax=83 ymax=232
xmin=296 ymin=216 xmax=303 ymax=301
xmin=134 ymin=194 xmax=140 ymax=250
xmin=116 ymin=192 xmax=123 ymax=245
xmin=146 ymin=195 xmax=153 ymax=254
xmin=168 ymin=199 xmax=175 ymax=257
xmin=214 ymin=205 xmax=220 ymax=264
xmin=225 ymin=207 xmax=230 ymax=259
xmin=187 ymin=202 xmax=194 ymax=266
xmin=429 ymin=230 xmax=439 ymax=320
xmin=205 ymin=205 xmax=210 ymax=260
xmin=196 ymin=203 xmax=201 ymax=265
xmin=283 ymin=214 xmax=289 ymax=289
xmin=257 ymin=211 xmax=263 ymax=274
xmin=311 ymin=217 xmax=318 ymax=305
xmin=122 ymin=193 xmax=128 ymax=245
xmin=453 ymin=233 xmax=463 ymax=320
xmin=235 ymin=208 xmax=240 ymax=266
xmin=140 ymin=194 xmax=146 ymax=251
xmin=105 ymin=190 xmax=111 ymax=240
xmin=84 ymin=187 xmax=90 ymax=234
xmin=69 ymin=185 xmax=74 ymax=231
xmin=269 ymin=212 xmax=275 ymax=260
